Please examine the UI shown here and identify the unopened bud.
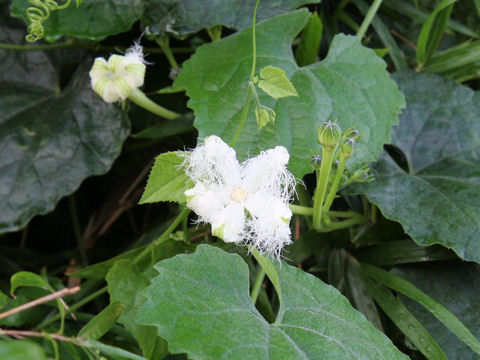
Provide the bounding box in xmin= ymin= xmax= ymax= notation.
xmin=89 ymin=43 xmax=146 ymax=103
xmin=317 ymin=121 xmax=341 ymax=149
xmin=341 ymin=138 xmax=356 ymax=158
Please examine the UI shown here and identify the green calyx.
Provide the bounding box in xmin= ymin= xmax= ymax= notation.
xmin=317 ymin=121 xmax=341 ymax=149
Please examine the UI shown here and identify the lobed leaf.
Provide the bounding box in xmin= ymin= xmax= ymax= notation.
xmin=350 ymin=71 xmax=480 ymax=263
xmin=137 ymin=244 xmax=408 ymax=360
xmin=175 ymin=10 xmax=406 ymax=178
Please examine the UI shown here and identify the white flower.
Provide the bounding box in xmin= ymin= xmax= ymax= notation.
xmin=183 ymin=135 xmax=296 ymax=258
xmin=89 ymin=43 xmax=146 ymax=103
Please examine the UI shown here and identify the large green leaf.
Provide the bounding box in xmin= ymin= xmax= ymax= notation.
xmin=10 ymin=0 xmax=143 ymax=42
xmin=142 ymin=0 xmax=319 ymax=38
xmin=0 ymin=340 xmax=47 ymax=360
xmin=350 ymin=71 xmax=480 ymax=262
xmin=174 ymin=10 xmax=405 ymax=177
xmin=392 ymin=263 xmax=480 ymax=360
xmin=0 ymin=53 xmax=129 ymax=233
xmin=137 ymin=244 xmax=407 ymax=359
xmin=107 ymin=260 xmax=168 ymax=359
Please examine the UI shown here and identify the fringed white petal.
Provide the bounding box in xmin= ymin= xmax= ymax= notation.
xmin=184 ymin=136 xmax=241 ymax=187
xmin=241 ymin=146 xmax=295 ymax=201
xmin=244 ymin=193 xmax=292 ymax=259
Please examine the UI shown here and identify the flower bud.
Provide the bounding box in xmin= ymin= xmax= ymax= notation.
xmin=340 ymin=138 xmax=356 ymax=158
xmin=89 ymin=43 xmax=146 ymax=103
xmin=317 ymin=121 xmax=341 ymax=149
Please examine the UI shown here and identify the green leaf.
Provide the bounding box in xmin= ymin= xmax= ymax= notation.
xmin=345 ymin=257 xmax=384 ymax=332
xmin=0 ymin=55 xmax=129 ymax=234
xmin=416 ymin=0 xmax=457 ymax=66
xmin=175 ymin=10 xmax=406 ymax=178
xmin=363 ymin=263 xmax=480 ymax=356
xmin=392 ymin=263 xmax=480 ymax=360
xmin=358 ymin=263 xmax=447 ymax=360
xmin=137 ymin=244 xmax=407 ymax=360
xmin=10 ymin=0 xmax=143 ymax=42
xmin=0 ymin=290 xmax=8 ymax=309
xmin=295 ymin=12 xmax=323 ymax=66
xmin=353 ymin=240 xmax=456 ymax=266
xmin=107 ymin=260 xmax=168 ymax=359
xmin=139 ymin=151 xmax=193 ymax=204
xmin=142 ymin=0 xmax=320 ymax=38
xmin=0 ymin=340 xmax=47 ymax=360
xmin=257 ymin=66 xmax=298 ymax=98
xmin=10 ymin=271 xmax=50 ymax=294
xmin=85 ymin=340 xmax=148 ymax=360
xmin=255 ymin=105 xmax=276 ymax=130
xmin=350 ymin=71 xmax=480 ymax=263
xmin=78 ymin=301 xmax=123 ymax=341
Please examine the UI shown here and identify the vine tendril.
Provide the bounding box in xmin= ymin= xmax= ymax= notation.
xmin=25 ymin=0 xmax=71 ymax=42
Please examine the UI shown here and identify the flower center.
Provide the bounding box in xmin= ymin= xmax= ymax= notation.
xmin=231 ymin=187 xmax=246 ymax=202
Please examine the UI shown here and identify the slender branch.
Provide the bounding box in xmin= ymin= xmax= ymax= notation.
xmin=312 ymin=149 xmax=335 ymax=230
xmin=357 ymin=0 xmax=384 ymax=39
xmin=230 ymin=0 xmax=261 ymax=147
xmin=317 ymin=216 xmax=367 ymax=232
xmin=133 ymin=208 xmax=191 ymax=264
xmin=0 ymin=329 xmax=81 ymax=345
xmin=323 ymin=155 xmax=347 ymax=212
xmin=155 ymin=37 xmax=180 ymax=69
xmin=0 ymin=287 xmax=80 ymax=320
xmin=250 ymin=268 xmax=266 ymax=304
xmin=35 ymin=286 xmax=107 ymax=330
xmin=290 ymin=204 xmax=313 ymax=216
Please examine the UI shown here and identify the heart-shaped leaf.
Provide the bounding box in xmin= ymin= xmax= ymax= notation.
xmin=137 ymin=244 xmax=407 ymax=359
xmin=0 ymin=55 xmax=129 ymax=233
xmin=174 ymin=10 xmax=406 ymax=177
xmin=350 ymin=71 xmax=480 ymax=263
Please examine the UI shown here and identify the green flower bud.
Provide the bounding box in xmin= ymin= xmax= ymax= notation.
xmin=89 ymin=43 xmax=146 ymax=103
xmin=317 ymin=121 xmax=341 ymax=149
xmin=340 ymin=138 xmax=356 ymax=158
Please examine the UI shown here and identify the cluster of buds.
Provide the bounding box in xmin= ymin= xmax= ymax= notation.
xmin=314 ymin=120 xmax=371 ymax=185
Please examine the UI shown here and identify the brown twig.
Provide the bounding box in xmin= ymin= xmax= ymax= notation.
xmin=0 ymin=286 xmax=80 ymax=320
xmin=0 ymin=329 xmax=81 ymax=345
xmin=391 ymin=29 xmax=418 ymax=51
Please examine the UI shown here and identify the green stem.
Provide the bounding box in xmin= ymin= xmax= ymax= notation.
xmin=290 ymin=204 xmax=313 ymax=216
xmin=357 ymin=0 xmax=384 ymax=39
xmin=229 ymin=0 xmax=260 ymax=147
xmin=206 ymin=25 xmax=222 ymax=41
xmin=328 ymin=210 xmax=365 ymax=219
xmin=36 ymin=287 xmax=108 ymax=330
xmin=69 ymin=195 xmax=88 ymax=266
xmin=250 ymin=267 xmax=266 ymax=304
xmin=155 ymin=37 xmax=180 ymax=69
xmin=0 ymin=40 xmax=75 ymax=50
xmin=128 ymin=89 xmax=180 ymax=120
xmin=312 ymin=148 xmax=335 ymax=230
xmin=317 ymin=216 xmax=367 ymax=232
xmin=295 ymin=184 xmax=313 ymax=229
xmin=133 ymin=208 xmax=190 ymax=264
xmin=323 ymin=155 xmax=347 ymax=212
